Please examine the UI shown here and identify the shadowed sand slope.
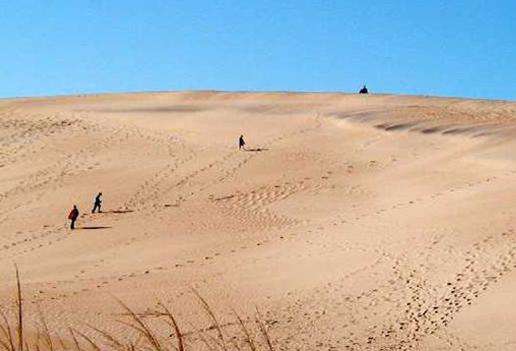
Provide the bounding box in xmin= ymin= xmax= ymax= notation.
xmin=0 ymin=92 xmax=515 ymax=350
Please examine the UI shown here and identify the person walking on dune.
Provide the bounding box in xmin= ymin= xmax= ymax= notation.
xmin=239 ymin=135 xmax=246 ymax=150
xmin=359 ymin=85 xmax=369 ymax=94
xmin=91 ymin=192 xmax=103 ymax=213
xmin=68 ymin=205 xmax=79 ymax=230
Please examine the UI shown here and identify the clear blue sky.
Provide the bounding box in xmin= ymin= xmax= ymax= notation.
xmin=1 ymin=1 xmax=514 ymax=100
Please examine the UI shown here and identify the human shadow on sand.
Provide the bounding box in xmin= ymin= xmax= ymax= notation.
xmin=245 ymin=148 xmax=269 ymax=152
xmin=104 ymin=209 xmax=134 ymax=214
xmin=81 ymin=226 xmax=112 ymax=230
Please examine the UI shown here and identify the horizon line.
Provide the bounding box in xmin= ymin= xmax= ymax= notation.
xmin=1 ymin=89 xmax=514 ymax=103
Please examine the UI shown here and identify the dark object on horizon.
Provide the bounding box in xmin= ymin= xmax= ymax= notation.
xmin=239 ymin=135 xmax=246 ymax=150
xmin=92 ymin=192 xmax=103 ymax=213
xmin=359 ymin=85 xmax=369 ymax=94
xmin=68 ymin=205 xmax=79 ymax=230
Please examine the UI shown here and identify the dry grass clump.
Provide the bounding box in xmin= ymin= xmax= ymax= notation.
xmin=0 ymin=266 xmax=274 ymax=351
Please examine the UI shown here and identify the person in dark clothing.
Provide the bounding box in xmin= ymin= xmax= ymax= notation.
xmin=68 ymin=205 xmax=79 ymax=230
xmin=359 ymin=85 xmax=369 ymax=94
xmin=239 ymin=135 xmax=246 ymax=150
xmin=92 ymin=192 xmax=102 ymax=213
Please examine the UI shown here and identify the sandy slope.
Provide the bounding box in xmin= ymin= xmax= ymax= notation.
xmin=0 ymin=92 xmax=515 ymax=350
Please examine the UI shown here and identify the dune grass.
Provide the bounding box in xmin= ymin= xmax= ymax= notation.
xmin=0 ymin=267 xmax=275 ymax=351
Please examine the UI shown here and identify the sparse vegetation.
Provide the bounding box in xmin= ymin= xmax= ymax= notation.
xmin=0 ymin=267 xmax=274 ymax=351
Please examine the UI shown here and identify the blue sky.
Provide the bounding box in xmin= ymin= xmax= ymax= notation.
xmin=0 ymin=1 xmax=514 ymax=100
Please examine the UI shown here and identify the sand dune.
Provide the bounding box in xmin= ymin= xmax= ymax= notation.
xmin=0 ymin=92 xmax=515 ymax=350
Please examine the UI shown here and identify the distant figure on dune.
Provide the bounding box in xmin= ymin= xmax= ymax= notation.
xmin=92 ymin=192 xmax=103 ymax=213
xmin=359 ymin=85 xmax=369 ymax=94
xmin=239 ymin=135 xmax=246 ymax=150
xmin=68 ymin=205 xmax=79 ymax=230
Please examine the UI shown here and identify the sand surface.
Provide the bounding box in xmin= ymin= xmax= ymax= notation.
xmin=0 ymin=92 xmax=515 ymax=350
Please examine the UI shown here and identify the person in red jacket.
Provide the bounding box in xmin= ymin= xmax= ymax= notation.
xmin=68 ymin=205 xmax=79 ymax=230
